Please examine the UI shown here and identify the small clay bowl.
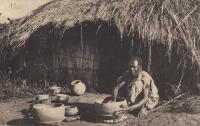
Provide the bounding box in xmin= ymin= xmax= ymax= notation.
xmin=35 ymin=94 xmax=49 ymax=101
xmin=56 ymin=94 xmax=70 ymax=103
xmin=51 ymin=86 xmax=62 ymax=94
xmin=65 ymin=105 xmax=78 ymax=116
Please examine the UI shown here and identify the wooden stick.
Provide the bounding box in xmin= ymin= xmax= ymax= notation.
xmin=173 ymin=96 xmax=195 ymax=108
xmin=174 ymin=6 xmax=198 ymax=31
xmin=175 ymin=67 xmax=184 ymax=94
xmin=147 ymin=41 xmax=152 ymax=75
xmin=80 ymin=25 xmax=83 ymax=49
xmin=150 ymin=93 xmax=186 ymax=112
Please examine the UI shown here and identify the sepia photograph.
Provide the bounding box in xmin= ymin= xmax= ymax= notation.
xmin=0 ymin=0 xmax=200 ymax=125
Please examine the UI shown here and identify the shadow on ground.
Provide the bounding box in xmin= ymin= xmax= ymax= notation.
xmin=66 ymin=102 xmax=97 ymax=122
xmin=7 ymin=118 xmax=36 ymax=126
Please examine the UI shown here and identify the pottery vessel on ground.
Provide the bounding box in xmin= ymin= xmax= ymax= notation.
xmin=95 ymin=97 xmax=127 ymax=116
xmin=50 ymin=86 xmax=61 ymax=94
xmin=56 ymin=94 xmax=70 ymax=103
xmin=71 ymin=80 xmax=86 ymax=95
xmin=65 ymin=105 xmax=78 ymax=116
xmin=32 ymin=103 xmax=65 ymax=122
xmin=35 ymin=94 xmax=49 ymax=101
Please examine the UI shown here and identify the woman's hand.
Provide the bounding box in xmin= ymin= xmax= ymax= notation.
xmin=120 ymin=104 xmax=129 ymax=108
xmin=137 ymin=107 xmax=148 ymax=117
xmin=113 ymin=105 xmax=129 ymax=116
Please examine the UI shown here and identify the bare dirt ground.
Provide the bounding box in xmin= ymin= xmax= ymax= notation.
xmin=0 ymin=93 xmax=200 ymax=126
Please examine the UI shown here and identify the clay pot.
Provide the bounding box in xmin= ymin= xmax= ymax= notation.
xmin=95 ymin=97 xmax=127 ymax=116
xmin=35 ymin=94 xmax=49 ymax=101
xmin=56 ymin=94 xmax=70 ymax=103
xmin=32 ymin=103 xmax=65 ymax=122
xmin=71 ymin=80 xmax=86 ymax=95
xmin=65 ymin=105 xmax=78 ymax=116
xmin=50 ymin=86 xmax=61 ymax=94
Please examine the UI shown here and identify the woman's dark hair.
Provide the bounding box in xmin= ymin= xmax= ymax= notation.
xmin=129 ymin=56 xmax=143 ymax=67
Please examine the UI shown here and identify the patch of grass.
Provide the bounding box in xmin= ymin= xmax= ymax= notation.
xmin=158 ymin=94 xmax=200 ymax=114
xmin=0 ymin=71 xmax=51 ymax=102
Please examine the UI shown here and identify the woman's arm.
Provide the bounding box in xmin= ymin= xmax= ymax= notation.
xmin=128 ymin=84 xmax=149 ymax=111
xmin=112 ymin=76 xmax=126 ymax=101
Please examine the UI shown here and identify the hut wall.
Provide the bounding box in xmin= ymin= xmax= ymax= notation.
xmin=15 ymin=26 xmax=54 ymax=83
xmin=50 ymin=24 xmax=99 ymax=89
xmin=18 ymin=23 xmax=100 ymax=89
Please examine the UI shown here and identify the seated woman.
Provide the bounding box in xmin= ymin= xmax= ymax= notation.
xmin=112 ymin=56 xmax=159 ymax=117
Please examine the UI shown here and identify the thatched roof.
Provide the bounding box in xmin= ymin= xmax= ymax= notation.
xmin=8 ymin=0 xmax=200 ymax=66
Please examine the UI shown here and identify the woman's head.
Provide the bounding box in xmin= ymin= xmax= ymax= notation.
xmin=128 ymin=57 xmax=142 ymax=77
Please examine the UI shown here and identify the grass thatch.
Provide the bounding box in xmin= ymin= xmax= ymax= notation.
xmin=7 ymin=0 xmax=200 ymax=81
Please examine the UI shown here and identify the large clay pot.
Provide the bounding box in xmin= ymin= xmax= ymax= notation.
xmin=32 ymin=103 xmax=65 ymax=122
xmin=71 ymin=80 xmax=86 ymax=95
xmin=95 ymin=97 xmax=127 ymax=116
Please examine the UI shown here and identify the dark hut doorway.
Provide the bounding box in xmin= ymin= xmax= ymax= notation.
xmin=97 ymin=23 xmax=129 ymax=93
